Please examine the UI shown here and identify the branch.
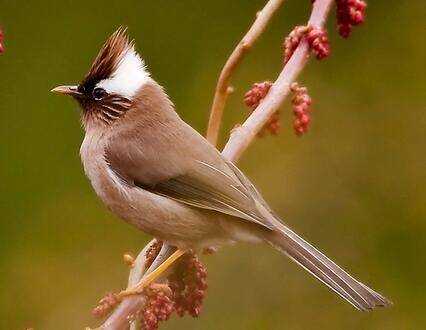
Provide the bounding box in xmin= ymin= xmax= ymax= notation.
xmin=222 ymin=0 xmax=334 ymax=163
xmin=206 ymin=0 xmax=285 ymax=146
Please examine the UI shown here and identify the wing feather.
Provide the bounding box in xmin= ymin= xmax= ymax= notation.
xmin=134 ymin=160 xmax=275 ymax=229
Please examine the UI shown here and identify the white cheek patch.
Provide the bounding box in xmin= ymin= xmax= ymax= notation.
xmin=97 ymin=48 xmax=150 ymax=99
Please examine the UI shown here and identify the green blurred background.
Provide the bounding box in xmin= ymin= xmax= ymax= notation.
xmin=1 ymin=0 xmax=425 ymax=329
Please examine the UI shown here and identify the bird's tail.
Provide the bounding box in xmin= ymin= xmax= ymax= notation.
xmin=263 ymin=224 xmax=392 ymax=311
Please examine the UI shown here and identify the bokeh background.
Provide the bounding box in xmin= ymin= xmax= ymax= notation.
xmin=1 ymin=0 xmax=425 ymax=329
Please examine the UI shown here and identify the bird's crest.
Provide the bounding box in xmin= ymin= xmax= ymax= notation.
xmin=82 ymin=27 xmax=149 ymax=98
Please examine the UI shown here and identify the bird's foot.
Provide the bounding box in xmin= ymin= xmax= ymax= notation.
xmin=118 ymin=249 xmax=186 ymax=298
xmin=119 ymin=282 xmax=171 ymax=298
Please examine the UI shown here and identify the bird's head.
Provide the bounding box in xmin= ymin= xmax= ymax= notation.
xmin=52 ymin=27 xmax=151 ymax=129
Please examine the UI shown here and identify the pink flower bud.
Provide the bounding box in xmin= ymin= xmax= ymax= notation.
xmin=338 ymin=23 xmax=352 ymax=39
xmin=282 ymin=26 xmax=309 ymax=64
xmin=300 ymin=114 xmax=310 ymax=125
xmin=140 ymin=285 xmax=176 ymax=330
xmin=0 ymin=28 xmax=4 ymax=54
xmin=244 ymin=81 xmax=272 ymax=110
xmin=244 ymin=81 xmax=281 ymax=137
xmin=306 ymin=28 xmax=329 ymax=60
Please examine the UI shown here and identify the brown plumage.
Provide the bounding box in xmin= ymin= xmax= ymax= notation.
xmin=52 ymin=27 xmax=392 ymax=311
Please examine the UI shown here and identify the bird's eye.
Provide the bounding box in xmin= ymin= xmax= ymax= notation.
xmin=93 ymin=87 xmax=107 ymax=100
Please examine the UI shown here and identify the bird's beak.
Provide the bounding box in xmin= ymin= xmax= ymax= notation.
xmin=50 ymin=85 xmax=82 ymax=97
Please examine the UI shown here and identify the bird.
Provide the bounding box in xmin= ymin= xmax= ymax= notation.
xmin=51 ymin=27 xmax=391 ymax=311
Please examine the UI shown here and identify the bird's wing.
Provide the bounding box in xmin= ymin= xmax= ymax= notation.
xmin=140 ymin=159 xmax=276 ymax=229
xmin=105 ymin=121 xmax=275 ymax=230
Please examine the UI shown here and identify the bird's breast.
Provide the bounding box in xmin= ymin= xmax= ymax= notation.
xmin=79 ymin=131 xmax=144 ymax=227
xmin=80 ymin=131 xmax=123 ymax=204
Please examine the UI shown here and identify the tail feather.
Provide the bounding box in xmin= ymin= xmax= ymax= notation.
xmin=265 ymin=225 xmax=392 ymax=311
xmin=226 ymin=159 xmax=391 ymax=310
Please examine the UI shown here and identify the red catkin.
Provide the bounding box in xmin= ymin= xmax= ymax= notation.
xmin=244 ymin=81 xmax=272 ymax=110
xmin=291 ymin=82 xmax=312 ymax=136
xmin=244 ymin=81 xmax=280 ymax=136
xmin=282 ymin=26 xmax=309 ymax=64
xmin=168 ymin=252 xmax=207 ymax=318
xmin=336 ymin=0 xmax=367 ymax=38
xmin=140 ymin=287 xmax=175 ymax=330
xmin=92 ymin=293 xmax=122 ymax=319
xmin=140 ymin=252 xmax=208 ymax=329
xmin=283 ymin=26 xmax=328 ymax=62
xmin=306 ymin=27 xmax=329 ymax=60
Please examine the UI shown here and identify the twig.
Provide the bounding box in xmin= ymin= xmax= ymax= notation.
xmin=222 ymin=0 xmax=334 ymax=163
xmin=206 ymin=0 xmax=285 ymax=146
